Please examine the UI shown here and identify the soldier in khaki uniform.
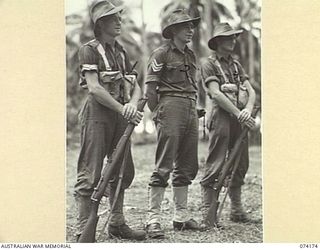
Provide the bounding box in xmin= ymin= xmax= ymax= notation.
xmin=74 ymin=0 xmax=145 ymax=241
xmin=200 ymin=23 xmax=256 ymax=226
xmin=145 ymin=10 xmax=201 ymax=238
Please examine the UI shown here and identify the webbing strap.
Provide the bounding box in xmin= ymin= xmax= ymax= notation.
xmin=212 ymin=58 xmax=230 ymax=84
xmin=232 ymin=60 xmax=242 ymax=106
xmin=97 ymin=43 xmax=112 ymax=71
xmin=232 ymin=60 xmax=241 ymax=82
xmin=212 ymin=57 xmax=241 ymax=106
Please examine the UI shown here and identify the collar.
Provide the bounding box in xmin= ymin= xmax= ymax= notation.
xmin=169 ymin=40 xmax=191 ymax=54
xmin=214 ymin=51 xmax=234 ymax=64
xmin=96 ymin=38 xmax=124 ymax=52
xmin=105 ymin=40 xmax=124 ymax=52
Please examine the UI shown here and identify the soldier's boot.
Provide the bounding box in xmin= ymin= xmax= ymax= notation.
xmin=172 ymin=186 xmax=199 ymax=231
xmin=108 ymin=188 xmax=146 ymax=240
xmin=75 ymin=195 xmax=92 ymax=242
xmin=146 ymin=186 xmax=165 ymax=239
xmin=199 ymin=186 xmax=223 ymax=230
xmin=229 ymin=186 xmax=249 ymax=223
xmin=199 ymin=185 xmax=213 ymax=230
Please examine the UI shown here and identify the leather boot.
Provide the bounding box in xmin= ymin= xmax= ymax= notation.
xmin=199 ymin=186 xmax=223 ymax=230
xmin=75 ymin=195 xmax=92 ymax=241
xmin=108 ymin=188 xmax=146 ymax=240
xmin=108 ymin=224 xmax=146 ymax=241
xmin=146 ymin=186 xmax=165 ymax=239
xmin=172 ymin=186 xmax=199 ymax=231
xmin=229 ymin=186 xmax=249 ymax=223
xmin=201 ymin=186 xmax=214 ymax=220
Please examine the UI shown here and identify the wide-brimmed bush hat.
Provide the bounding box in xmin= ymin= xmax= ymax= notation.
xmin=161 ymin=9 xmax=200 ymax=39
xmin=89 ymin=0 xmax=124 ymax=26
xmin=208 ymin=22 xmax=243 ymax=50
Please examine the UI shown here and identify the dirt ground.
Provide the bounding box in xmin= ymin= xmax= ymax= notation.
xmin=66 ymin=140 xmax=262 ymax=243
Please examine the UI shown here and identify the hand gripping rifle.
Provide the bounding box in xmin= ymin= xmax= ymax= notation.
xmin=204 ymin=107 xmax=260 ymax=227
xmin=78 ymin=97 xmax=148 ymax=243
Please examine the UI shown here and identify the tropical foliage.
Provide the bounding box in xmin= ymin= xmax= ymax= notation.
xmin=66 ymin=0 xmax=261 ymax=144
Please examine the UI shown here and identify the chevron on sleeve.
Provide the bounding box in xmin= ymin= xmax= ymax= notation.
xmin=151 ymin=59 xmax=164 ymax=72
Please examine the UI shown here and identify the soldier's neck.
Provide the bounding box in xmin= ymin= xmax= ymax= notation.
xmin=172 ymin=38 xmax=187 ymax=53
xmin=98 ymin=33 xmax=116 ymax=50
xmin=216 ymin=49 xmax=231 ymax=59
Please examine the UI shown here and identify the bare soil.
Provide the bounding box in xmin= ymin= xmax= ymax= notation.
xmin=66 ymin=140 xmax=262 ymax=243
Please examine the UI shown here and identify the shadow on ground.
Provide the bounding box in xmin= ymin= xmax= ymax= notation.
xmin=66 ymin=140 xmax=262 ymax=243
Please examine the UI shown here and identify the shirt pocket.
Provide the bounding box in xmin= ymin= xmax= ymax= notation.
xmin=99 ymin=71 xmax=122 ymax=100
xmin=165 ymin=61 xmax=186 ymax=83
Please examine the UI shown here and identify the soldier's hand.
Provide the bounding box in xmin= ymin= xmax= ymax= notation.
xmin=237 ymin=108 xmax=251 ymax=123
xmin=243 ymin=117 xmax=256 ymax=130
xmin=122 ymin=103 xmax=137 ymax=120
xmin=130 ymin=111 xmax=143 ymax=125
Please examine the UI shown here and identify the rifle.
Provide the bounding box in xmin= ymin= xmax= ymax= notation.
xmin=78 ymin=97 xmax=148 ymax=243
xmin=216 ymin=145 xmax=244 ymax=220
xmin=204 ymin=107 xmax=260 ymax=227
xmin=97 ymin=142 xmax=130 ymax=241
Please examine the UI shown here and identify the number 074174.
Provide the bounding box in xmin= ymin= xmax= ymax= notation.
xmin=300 ymin=244 xmax=318 ymax=248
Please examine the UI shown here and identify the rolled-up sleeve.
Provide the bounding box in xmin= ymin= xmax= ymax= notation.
xmin=200 ymin=60 xmax=220 ymax=88
xmin=78 ymin=45 xmax=99 ymax=88
xmin=145 ymin=48 xmax=166 ymax=84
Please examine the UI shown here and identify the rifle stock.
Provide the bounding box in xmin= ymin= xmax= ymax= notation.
xmin=205 ymin=198 xmax=220 ymax=227
xmin=205 ymin=107 xmax=260 ymax=226
xmin=78 ymin=97 xmax=148 ymax=243
xmin=98 ymin=142 xmax=131 ymax=241
xmin=78 ymin=204 xmax=99 ymax=242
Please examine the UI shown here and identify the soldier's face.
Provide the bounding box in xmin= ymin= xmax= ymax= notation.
xmin=173 ymin=22 xmax=195 ymax=44
xmin=217 ymin=34 xmax=237 ymax=52
xmin=99 ymin=13 xmax=122 ymax=37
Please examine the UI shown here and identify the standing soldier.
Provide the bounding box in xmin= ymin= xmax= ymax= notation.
xmin=200 ymin=23 xmax=256 ymax=227
xmin=145 ymin=9 xmax=201 ymax=239
xmin=74 ymin=0 xmax=146 ymax=241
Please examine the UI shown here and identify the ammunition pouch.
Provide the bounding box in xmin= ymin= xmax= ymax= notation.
xmin=210 ymin=57 xmax=249 ymax=110
xmin=220 ymin=83 xmax=248 ymax=109
xmin=237 ymin=84 xmax=249 ymax=109
xmin=123 ymin=74 xmax=136 ymax=103
xmin=99 ymin=71 xmax=135 ymax=104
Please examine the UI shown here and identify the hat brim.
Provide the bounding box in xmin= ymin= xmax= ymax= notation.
xmin=96 ymin=5 xmax=124 ymax=22
xmin=93 ymin=5 xmax=124 ymax=34
xmin=162 ymin=17 xmax=200 ymax=39
xmin=208 ymin=29 xmax=242 ymax=50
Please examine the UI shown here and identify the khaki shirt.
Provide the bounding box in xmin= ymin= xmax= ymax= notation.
xmin=146 ymin=41 xmax=198 ymax=94
xmin=201 ymin=52 xmax=249 ymax=108
xmin=78 ymin=39 xmax=135 ymax=123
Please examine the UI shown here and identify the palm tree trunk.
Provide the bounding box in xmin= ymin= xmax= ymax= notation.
xmin=248 ymin=24 xmax=255 ymax=81
xmin=141 ymin=0 xmax=148 ymax=133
